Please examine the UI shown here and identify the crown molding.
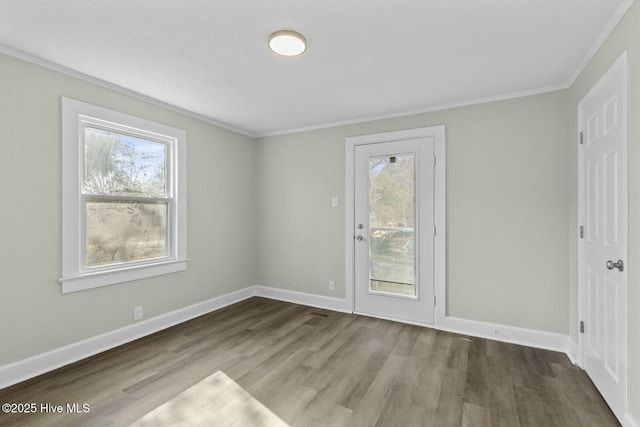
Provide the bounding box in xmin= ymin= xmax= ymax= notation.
xmin=0 ymin=43 xmax=258 ymax=138
xmin=565 ymin=0 xmax=634 ymax=87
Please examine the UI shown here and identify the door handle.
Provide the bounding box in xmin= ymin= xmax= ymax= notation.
xmin=606 ymin=259 xmax=624 ymax=272
xmin=356 ymin=235 xmax=364 ymax=241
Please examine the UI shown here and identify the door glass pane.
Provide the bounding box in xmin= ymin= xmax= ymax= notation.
xmin=369 ymin=153 xmax=416 ymax=296
xmin=85 ymin=200 xmax=168 ymax=268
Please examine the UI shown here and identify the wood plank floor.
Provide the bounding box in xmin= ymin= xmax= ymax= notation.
xmin=0 ymin=297 xmax=619 ymax=427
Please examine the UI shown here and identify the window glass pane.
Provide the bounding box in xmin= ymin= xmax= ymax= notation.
xmin=369 ymin=154 xmax=416 ymax=296
xmin=84 ymin=127 xmax=166 ymax=197
xmin=85 ymin=200 xmax=168 ymax=268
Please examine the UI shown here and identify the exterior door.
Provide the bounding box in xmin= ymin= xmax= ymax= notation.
xmin=354 ymin=137 xmax=434 ymax=325
xmin=579 ymin=52 xmax=628 ymax=421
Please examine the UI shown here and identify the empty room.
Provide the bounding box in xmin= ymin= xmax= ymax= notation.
xmin=0 ymin=1 xmax=638 ymax=426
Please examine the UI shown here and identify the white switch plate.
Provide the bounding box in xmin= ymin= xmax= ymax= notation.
xmin=331 ymin=197 xmax=339 ymax=208
xmin=133 ymin=306 xmax=143 ymax=321
xmin=328 ymin=281 xmax=335 ymax=291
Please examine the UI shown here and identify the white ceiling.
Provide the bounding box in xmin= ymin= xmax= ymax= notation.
xmin=0 ymin=1 xmax=632 ymax=136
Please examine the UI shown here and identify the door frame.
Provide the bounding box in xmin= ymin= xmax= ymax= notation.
xmin=577 ymin=50 xmax=628 ymax=419
xmin=345 ymin=125 xmax=446 ymax=326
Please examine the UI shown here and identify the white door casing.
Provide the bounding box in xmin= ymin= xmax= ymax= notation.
xmin=345 ymin=126 xmax=446 ymax=327
xmin=578 ymin=51 xmax=628 ymax=421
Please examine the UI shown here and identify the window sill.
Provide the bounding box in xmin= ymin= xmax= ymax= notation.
xmin=59 ymin=259 xmax=189 ymax=294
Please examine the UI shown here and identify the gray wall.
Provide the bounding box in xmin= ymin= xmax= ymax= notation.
xmin=256 ymin=90 xmax=571 ymax=334
xmin=0 ymin=52 xmax=258 ymax=365
xmin=1 ymin=2 xmax=638 ymax=420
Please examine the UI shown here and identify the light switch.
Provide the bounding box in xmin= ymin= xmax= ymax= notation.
xmin=331 ymin=196 xmax=339 ymax=208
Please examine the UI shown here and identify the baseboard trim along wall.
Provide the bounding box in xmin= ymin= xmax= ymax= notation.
xmin=436 ymin=316 xmax=569 ymax=354
xmin=0 ymin=285 xmax=577 ymax=392
xmin=626 ymin=413 xmax=640 ymax=427
xmin=256 ymin=285 xmax=571 ymax=355
xmin=566 ymin=337 xmax=580 ymax=365
xmin=0 ymin=287 xmax=255 ymax=389
xmin=253 ymin=285 xmax=352 ymax=314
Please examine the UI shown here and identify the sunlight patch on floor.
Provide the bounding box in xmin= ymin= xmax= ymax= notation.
xmin=131 ymin=370 xmax=290 ymax=427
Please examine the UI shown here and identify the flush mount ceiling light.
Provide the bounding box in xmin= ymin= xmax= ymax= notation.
xmin=268 ymin=30 xmax=307 ymax=57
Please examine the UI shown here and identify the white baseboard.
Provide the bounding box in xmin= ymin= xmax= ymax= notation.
xmin=254 ymin=286 xmax=573 ymax=358
xmin=0 ymin=284 xmax=581 ymax=401
xmin=566 ymin=337 xmax=579 ymax=365
xmin=253 ymin=286 xmax=573 ymax=357
xmin=625 ymin=412 xmax=640 ymax=427
xmin=0 ymin=285 xmax=348 ymax=389
xmin=253 ymin=285 xmax=352 ymax=313
xmin=0 ymin=287 xmax=255 ymax=389
xmin=3 ymin=283 xmax=633 ymax=427
xmin=436 ymin=316 xmax=569 ymax=354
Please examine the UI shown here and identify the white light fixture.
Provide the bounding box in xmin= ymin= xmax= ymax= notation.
xmin=268 ymin=30 xmax=307 ymax=57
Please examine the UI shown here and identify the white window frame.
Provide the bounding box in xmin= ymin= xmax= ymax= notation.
xmin=60 ymin=97 xmax=187 ymax=293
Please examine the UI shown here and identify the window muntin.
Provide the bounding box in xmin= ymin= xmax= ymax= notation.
xmin=61 ymin=97 xmax=187 ymax=293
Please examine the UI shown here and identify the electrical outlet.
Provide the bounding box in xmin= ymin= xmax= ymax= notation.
xmin=133 ymin=306 xmax=143 ymax=321
xmin=328 ymin=281 xmax=335 ymax=291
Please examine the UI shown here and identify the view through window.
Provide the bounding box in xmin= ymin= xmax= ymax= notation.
xmin=83 ymin=128 xmax=170 ymax=268
xmin=61 ymin=98 xmax=187 ymax=293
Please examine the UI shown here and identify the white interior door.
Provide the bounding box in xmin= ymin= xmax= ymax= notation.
xmin=579 ymin=52 xmax=628 ymax=421
xmin=353 ymin=137 xmax=434 ymax=325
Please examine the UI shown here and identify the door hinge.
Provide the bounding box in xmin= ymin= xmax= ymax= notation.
xmin=579 ymin=131 xmax=584 ymax=145
xmin=434 ymin=225 xmax=437 ymax=236
xmin=580 ymin=321 xmax=584 ymax=334
xmin=579 ymin=226 xmax=584 ymax=239
xmin=434 ymin=156 xmax=437 ymax=167
xmin=434 ymin=295 xmax=436 ymax=306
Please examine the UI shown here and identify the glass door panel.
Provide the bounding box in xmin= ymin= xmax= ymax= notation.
xmin=352 ymin=132 xmax=437 ymax=326
xmin=368 ymin=153 xmax=416 ymax=297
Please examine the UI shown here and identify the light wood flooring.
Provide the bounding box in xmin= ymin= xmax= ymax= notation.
xmin=0 ymin=297 xmax=619 ymax=427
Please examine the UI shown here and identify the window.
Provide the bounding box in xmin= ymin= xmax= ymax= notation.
xmin=61 ymin=98 xmax=187 ymax=293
